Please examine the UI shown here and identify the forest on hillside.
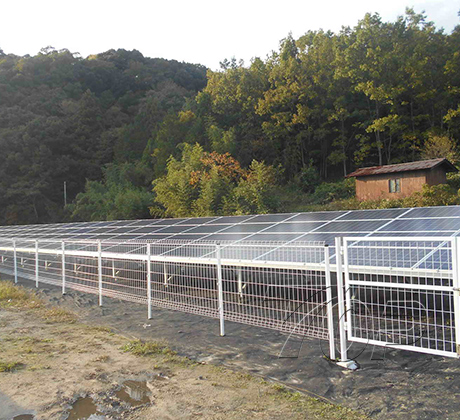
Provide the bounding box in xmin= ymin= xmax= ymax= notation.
xmin=1 ymin=9 xmax=460 ymax=224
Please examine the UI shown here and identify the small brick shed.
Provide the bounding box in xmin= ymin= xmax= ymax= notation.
xmin=346 ymin=158 xmax=458 ymax=201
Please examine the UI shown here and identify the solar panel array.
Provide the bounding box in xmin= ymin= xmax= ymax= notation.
xmin=0 ymin=205 xmax=459 ymax=246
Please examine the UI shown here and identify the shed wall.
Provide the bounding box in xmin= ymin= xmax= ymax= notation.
xmin=425 ymin=167 xmax=447 ymax=185
xmin=355 ymin=170 xmax=427 ymax=200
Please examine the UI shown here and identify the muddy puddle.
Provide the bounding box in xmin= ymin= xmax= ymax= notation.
xmin=115 ymin=380 xmax=151 ymax=406
xmin=66 ymin=396 xmax=101 ymax=420
xmin=63 ymin=380 xmax=152 ymax=419
xmin=13 ymin=415 xmax=34 ymax=420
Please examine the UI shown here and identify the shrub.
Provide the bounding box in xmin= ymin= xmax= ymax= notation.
xmin=297 ymin=161 xmax=321 ymax=193
xmin=402 ymin=183 xmax=460 ymax=207
xmin=310 ymin=178 xmax=355 ymax=205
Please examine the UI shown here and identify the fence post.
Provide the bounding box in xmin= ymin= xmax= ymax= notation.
xmin=61 ymin=241 xmax=66 ymax=295
xmin=98 ymin=240 xmax=103 ymax=306
xmin=147 ymin=243 xmax=152 ymax=319
xmin=453 ymin=237 xmax=460 ymax=356
xmin=216 ymin=243 xmax=225 ymax=336
xmin=324 ymin=245 xmax=336 ymax=360
xmin=335 ymin=237 xmax=348 ymax=362
xmin=13 ymin=239 xmax=17 ymax=284
xmin=35 ymin=240 xmax=39 ymax=288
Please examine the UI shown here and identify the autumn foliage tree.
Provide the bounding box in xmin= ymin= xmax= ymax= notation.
xmin=152 ymin=144 xmax=280 ymax=217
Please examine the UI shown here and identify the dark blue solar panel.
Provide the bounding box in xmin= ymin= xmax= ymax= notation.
xmin=184 ymin=225 xmax=233 ymax=234
xmin=127 ymin=226 xmax=166 ymax=234
xmin=170 ymin=234 xmax=210 ymax=240
xmin=3 ymin=206 xmax=460 ymax=248
xmin=242 ymin=214 xmax=294 ymax=223
xmin=153 ymin=219 xmax=188 ymax=226
xmin=220 ymin=224 xmax=272 ymax=233
xmin=289 ymin=212 xmax=346 ymax=222
xmin=109 ymin=227 xmax=145 ymax=234
xmin=263 ymin=222 xmax=324 ymax=233
xmin=314 ymin=220 xmax=386 ymax=233
xmin=140 ymin=235 xmax=173 ymax=240
xmin=401 ymin=206 xmax=460 ymax=218
xmin=125 ymin=220 xmax=164 ymax=226
xmin=156 ymin=225 xmax=198 ymax=233
xmin=176 ymin=217 xmax=220 ymax=225
xmin=207 ymin=215 xmax=255 ymax=224
xmin=381 ymin=218 xmax=460 ymax=232
xmin=340 ymin=208 xmax=408 ymax=220
xmin=242 ymin=233 xmax=307 ymax=242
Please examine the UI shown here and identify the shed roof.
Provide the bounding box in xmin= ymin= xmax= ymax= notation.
xmin=346 ymin=158 xmax=458 ymax=178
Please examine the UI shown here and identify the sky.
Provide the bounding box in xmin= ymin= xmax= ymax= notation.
xmin=1 ymin=0 xmax=459 ymax=70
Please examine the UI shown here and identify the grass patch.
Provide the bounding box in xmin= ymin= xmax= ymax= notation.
xmin=266 ymin=382 xmax=368 ymax=420
xmin=0 ymin=281 xmax=76 ymax=323
xmin=87 ymin=325 xmax=113 ymax=334
xmin=121 ymin=339 xmax=193 ymax=366
xmin=0 ymin=281 xmax=42 ymax=309
xmin=122 ymin=340 xmax=176 ymax=357
xmin=41 ymin=307 xmax=76 ymax=324
xmin=0 ymin=361 xmax=23 ymax=372
xmin=3 ymin=336 xmax=54 ymax=344
xmin=28 ymin=364 xmax=51 ymax=371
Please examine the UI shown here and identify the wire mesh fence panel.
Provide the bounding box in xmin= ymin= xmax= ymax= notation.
xmin=150 ymin=260 xmax=219 ymax=318
xmin=64 ymin=241 xmax=100 ymax=294
xmin=36 ymin=241 xmax=63 ymax=287
xmin=15 ymin=239 xmax=37 ymax=282
xmin=344 ymin=237 xmax=459 ymax=358
xmin=221 ymin=265 xmax=330 ymax=339
xmin=222 ymin=241 xmax=326 ymax=264
xmin=150 ymin=240 xmax=217 ymax=260
xmin=101 ymin=256 xmax=148 ymax=303
xmin=0 ymin=241 xmax=15 ymax=276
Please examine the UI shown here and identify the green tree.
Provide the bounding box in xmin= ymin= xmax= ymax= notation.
xmin=70 ymin=163 xmax=154 ymax=221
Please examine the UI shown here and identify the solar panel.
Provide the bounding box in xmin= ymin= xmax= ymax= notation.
xmin=2 ymin=205 xmax=460 ymax=248
xmin=381 ymin=218 xmax=460 ymax=232
xmin=315 ymin=220 xmax=386 ymax=233
xmin=401 ymin=207 xmax=460 ymax=218
xmin=339 ymin=208 xmax=408 ymax=220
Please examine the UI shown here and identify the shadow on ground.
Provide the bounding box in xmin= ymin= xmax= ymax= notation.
xmin=0 ymin=390 xmax=34 ymax=420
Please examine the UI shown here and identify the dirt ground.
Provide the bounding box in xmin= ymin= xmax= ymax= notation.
xmin=2 ymin=276 xmax=460 ymax=420
xmin=0 ymin=280 xmax=366 ymax=420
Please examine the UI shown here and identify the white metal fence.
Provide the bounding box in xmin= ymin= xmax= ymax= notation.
xmin=1 ymin=235 xmax=460 ymax=363
xmin=0 ymin=238 xmax=336 ymax=359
